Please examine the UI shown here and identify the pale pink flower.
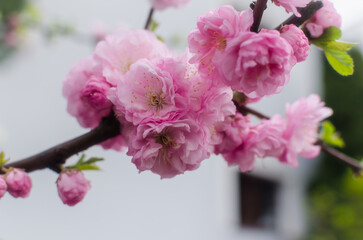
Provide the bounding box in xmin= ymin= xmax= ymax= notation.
xmin=214 ymin=112 xmax=251 ymax=155
xmin=280 ymin=24 xmax=310 ymax=62
xmin=214 ymin=29 xmax=295 ymax=98
xmin=111 ymin=57 xmax=190 ymax=125
xmin=63 ymin=57 xmax=125 ymax=152
xmin=0 ymin=176 xmax=7 ymax=199
xmin=188 ymin=6 xmax=253 ymax=76
xmin=94 ymin=29 xmax=170 ymax=86
xmin=279 ymin=94 xmax=333 ymax=167
xmin=5 ymin=169 xmax=32 ymax=198
xmin=128 ymin=118 xmax=210 ymax=178
xmin=63 ymin=57 xmax=111 ymax=129
xmin=149 ymin=0 xmax=190 ymax=10
xmin=223 ymin=115 xmax=287 ymax=172
xmin=272 ymin=0 xmax=312 ymax=17
xmin=57 ymin=169 xmax=91 ymax=206
xmin=306 ymin=0 xmax=342 ymax=38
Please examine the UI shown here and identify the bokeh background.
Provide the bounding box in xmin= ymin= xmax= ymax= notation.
xmin=0 ymin=0 xmax=362 ymax=239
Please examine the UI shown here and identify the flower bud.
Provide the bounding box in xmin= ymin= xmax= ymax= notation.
xmin=57 ymin=169 xmax=91 ymax=206
xmin=5 ymin=168 xmax=32 ymax=198
xmin=0 ymin=176 xmax=7 ymax=199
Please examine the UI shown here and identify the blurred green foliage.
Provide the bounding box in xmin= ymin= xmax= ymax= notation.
xmin=0 ymin=0 xmax=26 ymax=18
xmin=306 ymin=49 xmax=363 ymax=240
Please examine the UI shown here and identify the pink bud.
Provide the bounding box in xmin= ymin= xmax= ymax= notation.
xmin=5 ymin=169 xmax=32 ymax=198
xmin=57 ymin=169 xmax=91 ymax=206
xmin=0 ymin=176 xmax=7 ymax=199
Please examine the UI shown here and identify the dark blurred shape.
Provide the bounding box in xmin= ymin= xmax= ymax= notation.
xmin=239 ymin=173 xmax=278 ymax=229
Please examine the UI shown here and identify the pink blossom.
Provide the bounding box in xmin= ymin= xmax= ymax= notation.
xmin=214 ymin=29 xmax=295 ymax=98
xmin=94 ymin=29 xmax=170 ymax=86
xmin=57 ymin=169 xmax=91 ymax=206
xmin=111 ymin=57 xmax=190 ymax=125
xmin=128 ymin=118 xmax=210 ymax=178
xmin=0 ymin=176 xmax=7 ymax=199
xmin=280 ymin=24 xmax=310 ymax=62
xmin=214 ymin=112 xmax=251 ymax=155
xmin=279 ymin=94 xmax=333 ymax=167
xmin=63 ymin=57 xmax=112 ymax=129
xmin=63 ymin=57 xmax=126 ymax=152
xmin=149 ymin=0 xmax=190 ymax=10
xmin=188 ymin=6 xmax=253 ymax=76
xmin=272 ymin=0 xmax=311 ymax=17
xmin=306 ymin=0 xmax=342 ymax=38
xmin=223 ymin=115 xmax=287 ymax=172
xmin=5 ymin=168 xmax=32 ymax=198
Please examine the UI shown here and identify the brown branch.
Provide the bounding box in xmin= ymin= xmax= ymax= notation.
xmin=250 ymin=0 xmax=268 ymax=32
xmin=275 ymin=1 xmax=323 ymax=30
xmin=320 ymin=142 xmax=362 ymax=176
xmin=236 ymin=103 xmax=363 ymax=175
xmin=2 ymin=114 xmax=121 ymax=174
xmin=144 ymin=8 xmax=154 ymax=30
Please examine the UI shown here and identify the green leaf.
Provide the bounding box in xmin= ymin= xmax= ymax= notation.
xmin=83 ymin=157 xmax=103 ymax=165
xmin=319 ymin=121 xmax=345 ymax=148
xmin=71 ymin=164 xmax=101 ymax=171
xmin=325 ymin=50 xmax=354 ymax=76
xmin=150 ymin=20 xmax=159 ymax=32
xmin=66 ymin=154 xmax=104 ymax=171
xmin=314 ymin=26 xmax=342 ymax=42
xmin=311 ymin=39 xmax=356 ymax=76
xmin=0 ymin=151 xmax=9 ymax=166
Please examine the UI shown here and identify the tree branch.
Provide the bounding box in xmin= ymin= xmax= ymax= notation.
xmin=250 ymin=0 xmax=268 ymax=32
xmin=275 ymin=1 xmax=323 ymax=30
xmin=235 ymin=101 xmax=363 ymax=175
xmin=2 ymin=114 xmax=121 ymax=174
xmin=144 ymin=8 xmax=154 ymax=30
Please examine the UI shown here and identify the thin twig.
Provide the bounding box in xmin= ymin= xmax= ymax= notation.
xmin=236 ymin=103 xmax=363 ymax=175
xmin=275 ymin=1 xmax=323 ymax=30
xmin=2 ymin=114 xmax=121 ymax=174
xmin=250 ymin=0 xmax=268 ymax=32
xmin=144 ymin=8 xmax=154 ymax=30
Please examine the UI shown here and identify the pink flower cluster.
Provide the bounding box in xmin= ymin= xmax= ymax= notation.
xmin=0 ymin=168 xmax=32 ymax=199
xmin=62 ymin=4 xmax=332 ymax=179
xmin=305 ymin=0 xmax=342 ymax=38
xmin=188 ymin=5 xmax=309 ymax=98
xmin=215 ymin=94 xmax=332 ymax=172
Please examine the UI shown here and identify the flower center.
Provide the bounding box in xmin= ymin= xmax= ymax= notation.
xmin=155 ymin=132 xmax=174 ymax=149
xmin=148 ymin=93 xmax=166 ymax=111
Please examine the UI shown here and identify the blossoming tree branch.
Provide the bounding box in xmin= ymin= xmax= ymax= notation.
xmin=0 ymin=0 xmax=358 ymax=206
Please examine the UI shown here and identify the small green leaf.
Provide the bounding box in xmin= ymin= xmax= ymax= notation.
xmin=311 ymin=39 xmax=356 ymax=76
xmin=319 ymin=121 xmax=345 ymax=148
xmin=157 ymin=35 xmax=164 ymax=42
xmin=66 ymin=154 xmax=104 ymax=171
xmin=0 ymin=151 xmax=9 ymax=166
xmin=71 ymin=164 xmax=101 ymax=171
xmin=325 ymin=50 xmax=354 ymax=76
xmin=150 ymin=20 xmax=159 ymax=32
xmin=83 ymin=157 xmax=104 ymax=165
xmin=314 ymin=26 xmax=342 ymax=41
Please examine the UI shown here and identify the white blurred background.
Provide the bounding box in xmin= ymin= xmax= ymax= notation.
xmin=0 ymin=0 xmax=360 ymax=239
